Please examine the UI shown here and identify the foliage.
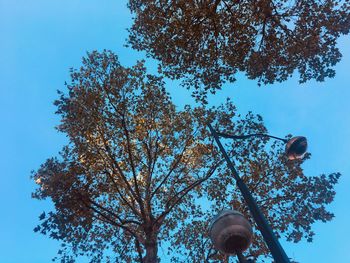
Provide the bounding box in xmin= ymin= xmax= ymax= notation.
xmin=32 ymin=50 xmax=340 ymax=262
xmin=127 ymin=0 xmax=350 ymax=103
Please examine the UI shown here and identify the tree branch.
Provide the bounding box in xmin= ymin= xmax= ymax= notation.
xmin=155 ymin=161 xmax=222 ymax=225
xmin=94 ymin=124 xmax=144 ymax=217
xmin=135 ymin=238 xmax=144 ymax=263
xmin=150 ymin=135 xmax=193 ymax=201
xmin=88 ymin=197 xmax=141 ymax=226
xmin=80 ymin=196 xmax=145 ymax=244
xmin=96 ymin=124 xmax=140 ymax=204
xmin=121 ymin=112 xmax=147 ymax=219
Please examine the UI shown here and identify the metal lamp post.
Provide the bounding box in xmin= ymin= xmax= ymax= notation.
xmin=207 ymin=123 xmax=308 ymax=263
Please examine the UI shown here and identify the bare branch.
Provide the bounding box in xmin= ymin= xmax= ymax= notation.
xmin=155 ymin=161 xmax=222 ymax=225
xmin=121 ymin=112 xmax=147 ymax=219
xmin=150 ymin=134 xmax=194 ymax=200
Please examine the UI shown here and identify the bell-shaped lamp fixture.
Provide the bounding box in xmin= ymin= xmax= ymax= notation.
xmin=285 ymin=136 xmax=308 ymax=160
xmin=209 ymin=210 xmax=253 ymax=255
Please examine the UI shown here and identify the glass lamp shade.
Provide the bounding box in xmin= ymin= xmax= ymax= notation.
xmin=209 ymin=210 xmax=253 ymax=255
xmin=285 ymin=136 xmax=308 ymax=160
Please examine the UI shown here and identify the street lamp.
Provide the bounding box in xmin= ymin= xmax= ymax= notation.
xmin=215 ymin=132 xmax=308 ymax=161
xmin=285 ymin=136 xmax=307 ymax=160
xmin=207 ymin=123 xmax=308 ymax=263
xmin=209 ymin=210 xmax=253 ymax=254
xmin=209 ymin=210 xmax=253 ymax=263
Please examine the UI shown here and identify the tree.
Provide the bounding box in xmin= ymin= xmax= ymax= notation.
xmin=32 ymin=50 xmax=340 ymax=262
xmin=127 ymin=0 xmax=350 ymax=102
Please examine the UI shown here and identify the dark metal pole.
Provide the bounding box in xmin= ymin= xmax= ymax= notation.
xmin=207 ymin=123 xmax=290 ymax=263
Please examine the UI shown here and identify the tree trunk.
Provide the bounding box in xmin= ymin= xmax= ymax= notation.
xmin=144 ymin=233 xmax=158 ymax=263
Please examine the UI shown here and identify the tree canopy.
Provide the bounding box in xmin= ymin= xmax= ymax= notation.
xmin=32 ymin=50 xmax=340 ymax=262
xmin=127 ymin=0 xmax=350 ymax=102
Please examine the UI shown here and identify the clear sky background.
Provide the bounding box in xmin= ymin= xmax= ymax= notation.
xmin=1 ymin=0 xmax=349 ymax=262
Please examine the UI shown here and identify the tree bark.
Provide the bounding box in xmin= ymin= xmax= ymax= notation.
xmin=144 ymin=233 xmax=158 ymax=263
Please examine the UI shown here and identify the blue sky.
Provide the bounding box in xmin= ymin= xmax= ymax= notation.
xmin=1 ymin=0 xmax=349 ymax=262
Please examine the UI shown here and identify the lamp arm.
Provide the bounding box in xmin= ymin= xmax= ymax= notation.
xmin=216 ymin=132 xmax=288 ymax=143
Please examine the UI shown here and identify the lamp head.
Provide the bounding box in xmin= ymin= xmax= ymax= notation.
xmin=209 ymin=210 xmax=253 ymax=255
xmin=285 ymin=136 xmax=307 ymax=160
